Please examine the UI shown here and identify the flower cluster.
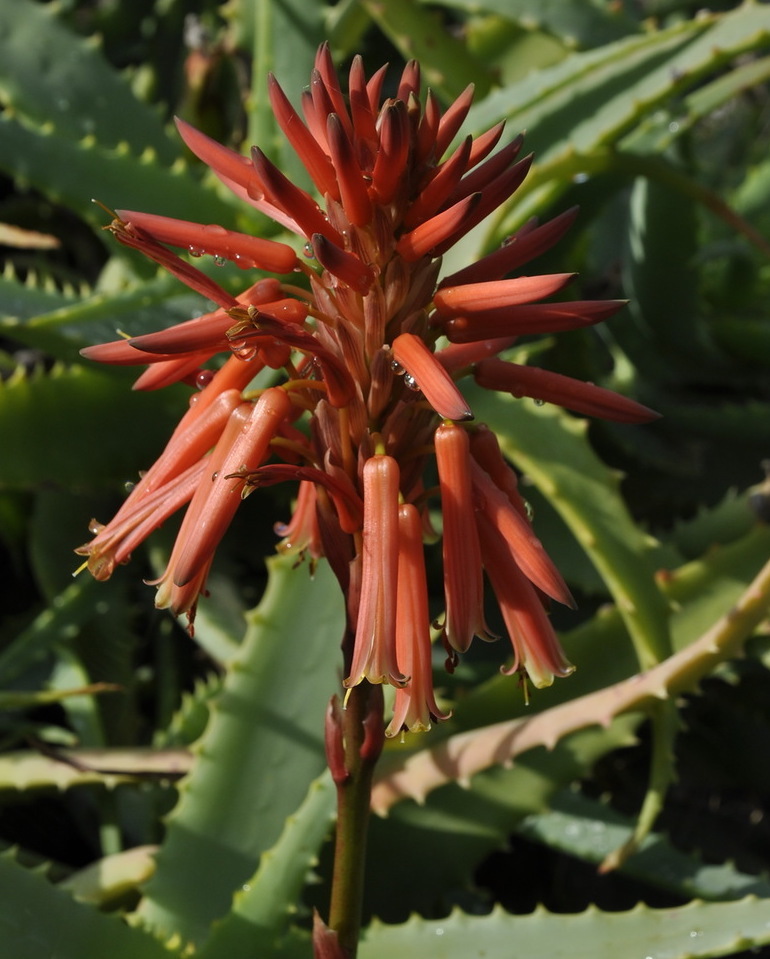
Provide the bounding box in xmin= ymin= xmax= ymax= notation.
xmin=77 ymin=45 xmax=656 ymax=735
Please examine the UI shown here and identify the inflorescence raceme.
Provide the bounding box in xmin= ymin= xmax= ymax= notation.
xmin=77 ymin=45 xmax=657 ymax=735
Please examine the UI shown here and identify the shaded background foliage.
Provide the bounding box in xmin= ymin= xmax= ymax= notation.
xmin=1 ymin=1 xmax=770 ymax=957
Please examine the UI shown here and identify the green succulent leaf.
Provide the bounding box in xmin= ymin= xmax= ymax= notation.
xmin=464 ymin=4 xmax=770 ymax=228
xmin=430 ymin=0 xmax=638 ymax=49
xmin=135 ymin=554 xmax=344 ymax=946
xmin=0 ymin=273 xmax=81 ymax=326
xmin=356 ymin=0 xmax=494 ymax=101
xmin=366 ymin=717 xmax=640 ymax=921
xmin=0 ymin=849 xmax=176 ymax=959
xmin=198 ymin=770 xmax=335 ymax=958
xmin=59 ymin=846 xmax=158 ymax=908
xmin=519 ymin=789 xmax=770 ymax=902
xmin=0 ymin=364 xmax=185 ymax=490
xmin=1 ymin=274 xmax=209 ymax=359
xmin=0 ymin=747 xmax=191 ymax=794
xmin=0 ymin=0 xmax=176 ymax=160
xmin=0 ymin=113 xmax=236 ymax=233
xmin=224 ymin=0 xmax=325 ymax=186
xmin=628 ymin=53 xmax=770 ymax=154
xmin=359 ymin=898 xmax=770 ymax=959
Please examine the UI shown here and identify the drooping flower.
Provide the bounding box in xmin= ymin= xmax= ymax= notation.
xmin=78 ymin=44 xmax=657 ymax=732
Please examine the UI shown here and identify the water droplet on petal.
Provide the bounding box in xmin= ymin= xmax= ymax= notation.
xmin=390 ymin=359 xmax=405 ymax=375
xmin=212 ymin=255 xmax=227 ymax=267
xmin=211 ymin=471 xmax=220 ymax=481
xmin=124 ymin=481 xmax=136 ymax=493
xmin=403 ymin=373 xmax=420 ymax=391
xmin=196 ymin=370 xmax=215 ymax=390
xmin=533 ymin=398 xmax=545 ymax=407
xmin=188 ymin=246 xmax=205 ymax=257
xmin=302 ymin=241 xmax=316 ymax=259
xmin=88 ymin=520 xmax=105 ymax=535
xmin=230 ymin=339 xmax=258 ymax=361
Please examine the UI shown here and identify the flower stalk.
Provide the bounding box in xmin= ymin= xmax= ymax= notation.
xmin=325 ymin=684 xmax=385 ymax=959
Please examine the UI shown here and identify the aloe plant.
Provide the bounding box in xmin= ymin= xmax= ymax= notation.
xmin=1 ymin=2 xmax=770 ymax=958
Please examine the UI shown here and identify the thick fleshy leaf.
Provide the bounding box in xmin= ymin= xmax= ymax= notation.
xmin=0 ymin=364 xmax=185 ymax=489
xmin=135 ymin=554 xmax=344 ymax=946
xmin=0 ymin=0 xmax=175 ymax=158
xmin=0 ymin=113 xmax=237 ymax=231
xmin=198 ymin=771 xmax=336 ymax=958
xmin=359 ymin=898 xmax=770 ymax=959
xmin=0 ymin=849 xmax=175 ymax=959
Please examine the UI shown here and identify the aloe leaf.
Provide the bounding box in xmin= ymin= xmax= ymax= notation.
xmin=466 ymin=5 xmax=770 ymax=227
xmin=624 ymin=175 xmax=706 ymax=364
xmin=166 ymin=570 xmax=245 ymax=667
xmin=468 ymin=385 xmax=671 ymax=669
xmin=47 ymin=646 xmax=108 ymax=748
xmin=668 ymin=488 xmax=760 ymax=560
xmin=710 ymin=317 xmax=770 ymax=367
xmin=0 ymin=113 xmax=236 ymax=232
xmin=662 ymin=525 xmax=770 ymax=653
xmin=357 ymin=0 xmax=495 ymax=100
xmin=2 ymin=274 xmax=205 ymax=357
xmin=664 ymin=398 xmax=770 ymax=447
xmin=431 ymin=0 xmax=638 ymax=49
xmin=0 ymin=747 xmax=192 ymax=794
xmin=733 ymin=153 xmax=770 ymax=223
xmin=449 ymin=518 xmax=770 ymax=738
xmin=629 ymin=53 xmax=770 ymax=153
xmin=519 ymin=789 xmax=770 ymax=902
xmin=221 ymin=0 xmax=323 ymax=187
xmin=0 ymin=272 xmax=80 ymax=325
xmin=198 ymin=771 xmax=335 ymax=958
xmin=325 ymin=0 xmax=372 ymax=54
xmin=467 ymin=17 xmax=704 ymax=154
xmin=0 ymin=0 xmax=176 ymax=160
xmin=366 ymin=717 xmax=640 ymax=921
xmin=359 ymin=897 xmax=770 ymax=959
xmin=0 ymin=364 xmax=186 ymax=490
xmin=135 ymin=555 xmax=344 ymax=946
xmin=59 ymin=846 xmax=158 ymax=907
xmin=0 ymin=683 xmax=117 ymax=711
xmin=0 ymin=849 xmax=176 ymax=959
xmin=156 ymin=674 xmax=223 ymax=748
xmin=372 ymin=526 xmax=770 ymax=813
xmin=0 ymin=576 xmax=117 ymax=688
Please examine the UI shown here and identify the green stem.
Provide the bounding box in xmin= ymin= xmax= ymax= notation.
xmin=326 ymin=682 xmax=384 ymax=959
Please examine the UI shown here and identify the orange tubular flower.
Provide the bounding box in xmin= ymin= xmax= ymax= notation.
xmin=345 ymin=456 xmax=405 ymax=689
xmin=476 ymin=511 xmax=575 ymax=688
xmin=434 ymin=423 xmax=489 ymax=654
xmin=79 ymin=44 xmax=656 ymax=731
xmin=387 ymin=504 xmax=451 ymax=736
